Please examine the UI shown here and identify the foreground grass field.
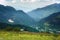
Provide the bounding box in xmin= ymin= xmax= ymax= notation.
xmin=0 ymin=31 xmax=60 ymax=40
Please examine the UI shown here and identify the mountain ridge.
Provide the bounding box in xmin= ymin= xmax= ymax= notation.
xmin=0 ymin=4 xmax=36 ymax=26
xmin=28 ymin=3 xmax=60 ymax=21
xmin=37 ymin=12 xmax=60 ymax=33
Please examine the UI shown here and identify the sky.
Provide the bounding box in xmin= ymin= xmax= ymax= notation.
xmin=0 ymin=0 xmax=60 ymax=12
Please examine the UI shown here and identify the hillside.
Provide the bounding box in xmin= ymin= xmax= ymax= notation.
xmin=28 ymin=3 xmax=60 ymax=21
xmin=0 ymin=22 xmax=39 ymax=32
xmin=0 ymin=5 xmax=36 ymax=26
xmin=38 ymin=12 xmax=60 ymax=33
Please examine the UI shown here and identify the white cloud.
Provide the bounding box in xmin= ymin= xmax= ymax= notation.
xmin=8 ymin=19 xmax=14 ymax=23
xmin=55 ymin=1 xmax=60 ymax=4
xmin=6 ymin=0 xmax=17 ymax=4
xmin=0 ymin=0 xmax=60 ymax=12
xmin=0 ymin=0 xmax=7 ymax=5
xmin=11 ymin=0 xmax=16 ymax=4
xmin=30 ymin=0 xmax=37 ymax=3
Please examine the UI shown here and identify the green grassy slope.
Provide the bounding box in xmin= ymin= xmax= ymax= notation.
xmin=0 ymin=31 xmax=59 ymax=40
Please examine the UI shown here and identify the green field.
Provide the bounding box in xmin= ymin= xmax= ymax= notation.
xmin=0 ymin=31 xmax=60 ymax=40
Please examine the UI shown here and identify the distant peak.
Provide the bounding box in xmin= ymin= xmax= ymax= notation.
xmin=17 ymin=10 xmax=23 ymax=12
xmin=0 ymin=4 xmax=4 ymax=7
xmin=17 ymin=10 xmax=26 ymax=14
xmin=52 ymin=3 xmax=60 ymax=5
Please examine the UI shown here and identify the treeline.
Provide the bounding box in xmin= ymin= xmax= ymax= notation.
xmin=0 ymin=22 xmax=39 ymax=32
xmin=0 ymin=22 xmax=24 ymax=31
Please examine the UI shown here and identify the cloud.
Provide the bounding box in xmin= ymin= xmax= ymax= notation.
xmin=6 ymin=0 xmax=13 ymax=1
xmin=11 ymin=0 xmax=16 ymax=3
xmin=6 ymin=0 xmax=17 ymax=4
xmin=0 ymin=0 xmax=7 ymax=5
xmin=30 ymin=0 xmax=37 ymax=3
xmin=8 ymin=19 xmax=14 ymax=23
xmin=0 ymin=0 xmax=60 ymax=12
xmin=21 ymin=0 xmax=37 ymax=3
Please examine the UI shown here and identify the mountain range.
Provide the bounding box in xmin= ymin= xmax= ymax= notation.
xmin=28 ymin=3 xmax=60 ymax=21
xmin=0 ymin=5 xmax=36 ymax=26
xmin=37 ymin=12 xmax=60 ymax=33
xmin=0 ymin=3 xmax=60 ymax=33
xmin=0 ymin=22 xmax=39 ymax=32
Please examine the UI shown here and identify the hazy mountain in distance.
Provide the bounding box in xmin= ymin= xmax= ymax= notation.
xmin=13 ymin=10 xmax=36 ymax=26
xmin=37 ymin=12 xmax=60 ymax=33
xmin=0 ymin=5 xmax=36 ymax=26
xmin=28 ymin=3 xmax=60 ymax=21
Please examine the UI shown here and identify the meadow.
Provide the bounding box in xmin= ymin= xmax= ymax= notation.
xmin=0 ymin=31 xmax=60 ymax=40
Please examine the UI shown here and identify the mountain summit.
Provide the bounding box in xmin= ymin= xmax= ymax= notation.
xmin=0 ymin=5 xmax=36 ymax=26
xmin=28 ymin=3 xmax=60 ymax=21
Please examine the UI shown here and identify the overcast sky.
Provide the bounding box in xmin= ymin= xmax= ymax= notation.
xmin=0 ymin=0 xmax=60 ymax=12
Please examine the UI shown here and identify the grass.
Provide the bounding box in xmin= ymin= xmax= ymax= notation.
xmin=0 ymin=31 xmax=60 ymax=40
